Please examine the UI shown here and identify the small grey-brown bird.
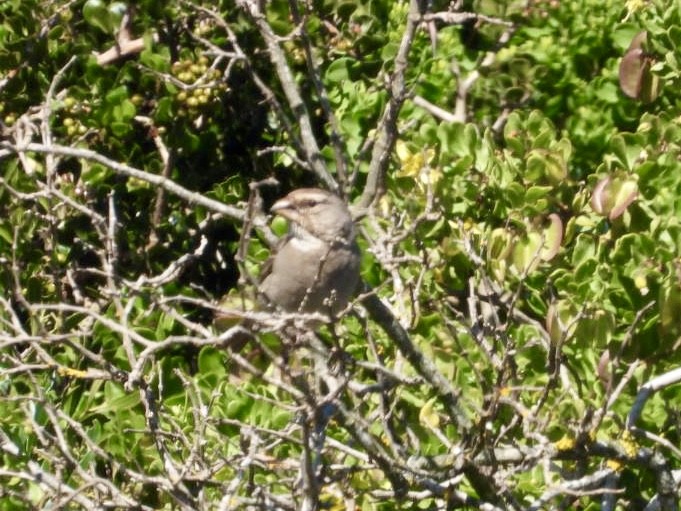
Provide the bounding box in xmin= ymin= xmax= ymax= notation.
xmin=259 ymin=188 xmax=360 ymax=317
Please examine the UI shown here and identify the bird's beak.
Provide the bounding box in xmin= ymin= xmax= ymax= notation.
xmin=270 ymin=198 xmax=300 ymax=224
xmin=270 ymin=198 xmax=291 ymax=213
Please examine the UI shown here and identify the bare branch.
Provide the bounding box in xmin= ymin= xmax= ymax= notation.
xmin=235 ymin=0 xmax=338 ymax=192
xmin=357 ymin=0 xmax=421 ymax=210
xmin=0 ymin=141 xmax=247 ymax=221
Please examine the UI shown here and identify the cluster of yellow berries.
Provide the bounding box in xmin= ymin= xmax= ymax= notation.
xmin=60 ymin=96 xmax=90 ymax=137
xmin=171 ymin=55 xmax=226 ymax=113
xmin=1 ymin=102 xmax=16 ymax=126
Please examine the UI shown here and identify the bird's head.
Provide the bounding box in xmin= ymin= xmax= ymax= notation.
xmin=270 ymin=188 xmax=355 ymax=243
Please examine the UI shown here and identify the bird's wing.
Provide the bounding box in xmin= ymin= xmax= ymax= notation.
xmin=257 ymin=234 xmax=291 ymax=286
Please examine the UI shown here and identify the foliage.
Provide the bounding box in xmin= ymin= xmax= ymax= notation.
xmin=1 ymin=0 xmax=681 ymax=509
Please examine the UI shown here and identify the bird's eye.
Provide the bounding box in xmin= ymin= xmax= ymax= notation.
xmin=300 ymin=199 xmax=318 ymax=208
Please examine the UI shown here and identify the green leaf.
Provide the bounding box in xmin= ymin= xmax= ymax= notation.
xmin=110 ymin=122 xmax=130 ymax=137
xmin=512 ymin=231 xmax=542 ymax=274
xmin=92 ymin=383 xmax=141 ymax=415
xmin=108 ymin=1 xmax=127 ymax=27
xmin=198 ymin=347 xmax=226 ymax=378
xmin=525 ymin=185 xmax=552 ymax=203
xmin=0 ymin=224 xmax=12 ymax=244
xmin=104 ymin=86 xmax=129 ymax=106
xmin=83 ymin=0 xmax=114 ymax=33
xmin=612 ymin=24 xmax=642 ymax=51
xmin=571 ymin=234 xmax=596 ymax=267
xmin=325 ymin=57 xmax=352 ymax=83
xmin=155 ymin=96 xmax=174 ymax=123
xmin=140 ymin=47 xmax=169 ymax=72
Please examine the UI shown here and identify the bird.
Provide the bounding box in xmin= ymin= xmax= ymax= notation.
xmin=258 ymin=188 xmax=361 ymax=317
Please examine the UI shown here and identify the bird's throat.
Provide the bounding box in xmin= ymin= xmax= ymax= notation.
xmin=288 ymin=231 xmax=326 ymax=252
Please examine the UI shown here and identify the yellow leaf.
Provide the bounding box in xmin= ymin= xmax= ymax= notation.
xmin=606 ymin=459 xmax=622 ymax=471
xmin=395 ymin=140 xmax=411 ymax=162
xmin=554 ymin=434 xmax=575 ymax=451
xmin=419 ymin=398 xmax=440 ymax=429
